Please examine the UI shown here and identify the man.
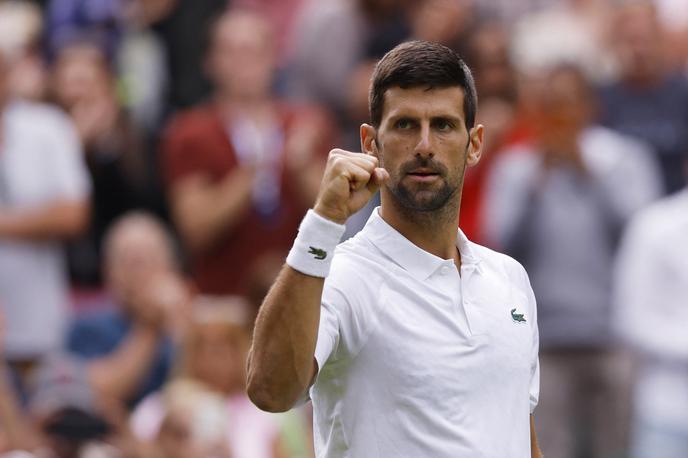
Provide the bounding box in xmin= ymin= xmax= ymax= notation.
xmin=599 ymin=1 xmax=688 ymax=195
xmin=67 ymin=212 xmax=189 ymax=407
xmin=163 ymin=9 xmax=332 ymax=296
xmin=613 ymin=171 xmax=688 ymax=458
xmin=484 ymin=64 xmax=661 ymax=458
xmin=0 ymin=49 xmax=90 ymax=367
xmin=248 ymin=41 xmax=542 ymax=457
xmin=52 ymin=39 xmax=164 ymax=287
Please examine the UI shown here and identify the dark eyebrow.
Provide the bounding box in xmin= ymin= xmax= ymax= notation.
xmin=431 ymin=115 xmax=463 ymax=124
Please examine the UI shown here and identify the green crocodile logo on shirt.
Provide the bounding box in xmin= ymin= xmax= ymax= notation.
xmin=511 ymin=308 xmax=526 ymax=323
xmin=308 ymin=246 xmax=327 ymax=260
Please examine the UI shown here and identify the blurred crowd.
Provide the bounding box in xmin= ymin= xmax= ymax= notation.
xmin=0 ymin=0 xmax=686 ymax=457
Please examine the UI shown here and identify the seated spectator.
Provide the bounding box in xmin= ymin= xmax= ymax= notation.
xmin=613 ymin=170 xmax=688 ymax=458
xmin=163 ymin=8 xmax=333 ymax=296
xmin=148 ymin=380 xmax=231 ymax=458
xmin=0 ymin=340 xmax=146 ymax=457
xmin=0 ymin=48 xmax=90 ymax=372
xmin=599 ymin=1 xmax=688 ymax=194
xmin=52 ymin=40 xmax=166 ymax=287
xmin=66 ymin=212 xmax=190 ymax=408
xmin=131 ymin=296 xmax=297 ymax=458
xmin=484 ymin=64 xmax=662 ymax=458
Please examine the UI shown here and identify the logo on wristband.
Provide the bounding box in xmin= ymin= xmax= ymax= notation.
xmin=308 ymin=246 xmax=327 ymax=260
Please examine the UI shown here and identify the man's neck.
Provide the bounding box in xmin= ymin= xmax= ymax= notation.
xmin=379 ymin=192 xmax=462 ymax=265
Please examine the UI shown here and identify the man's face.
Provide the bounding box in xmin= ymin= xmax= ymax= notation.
xmin=104 ymin=224 xmax=172 ymax=306
xmin=372 ymin=86 xmax=479 ymax=212
xmin=208 ymin=13 xmax=274 ymax=99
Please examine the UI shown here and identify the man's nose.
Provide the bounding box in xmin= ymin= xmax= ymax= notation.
xmin=415 ymin=123 xmax=433 ymax=157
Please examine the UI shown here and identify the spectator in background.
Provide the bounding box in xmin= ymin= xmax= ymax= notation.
xmin=0 ymin=49 xmax=90 ymax=372
xmin=599 ymin=1 xmax=688 ymax=194
xmin=131 ymin=297 xmax=295 ymax=458
xmin=163 ymin=8 xmax=332 ymax=296
xmin=460 ymin=20 xmax=519 ymax=242
xmin=52 ymin=40 xmax=166 ymax=288
xmin=0 ymin=1 xmax=48 ymax=102
xmin=484 ymin=64 xmax=662 ymax=458
xmin=66 ymin=212 xmax=190 ymax=408
xmin=613 ymin=169 xmax=688 ymax=458
xmin=148 ymin=379 xmax=231 ymax=458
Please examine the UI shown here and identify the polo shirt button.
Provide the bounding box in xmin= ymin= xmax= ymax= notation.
xmin=441 ymin=266 xmax=451 ymax=275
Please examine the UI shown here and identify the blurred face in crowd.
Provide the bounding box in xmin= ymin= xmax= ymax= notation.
xmin=532 ymin=66 xmax=594 ymax=151
xmin=52 ymin=43 xmax=113 ymax=110
xmin=364 ymin=86 xmax=482 ymax=214
xmin=207 ymin=10 xmax=275 ymax=101
xmin=469 ymin=22 xmax=514 ymax=100
xmin=103 ymin=216 xmax=175 ymax=309
xmin=186 ymin=319 xmax=249 ymax=395
xmin=614 ymin=3 xmax=664 ymax=83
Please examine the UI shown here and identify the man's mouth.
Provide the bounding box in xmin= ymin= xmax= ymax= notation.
xmin=407 ymin=168 xmax=440 ymax=181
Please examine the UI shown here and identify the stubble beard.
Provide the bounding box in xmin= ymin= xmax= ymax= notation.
xmin=383 ymin=155 xmax=466 ymax=228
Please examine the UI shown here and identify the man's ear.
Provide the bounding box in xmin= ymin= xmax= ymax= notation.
xmin=360 ymin=124 xmax=378 ymax=158
xmin=466 ymin=124 xmax=485 ymax=167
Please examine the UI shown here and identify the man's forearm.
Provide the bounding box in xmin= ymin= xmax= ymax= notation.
xmin=0 ymin=200 xmax=89 ymax=241
xmin=171 ymin=169 xmax=254 ymax=253
xmin=247 ymin=265 xmax=324 ymax=412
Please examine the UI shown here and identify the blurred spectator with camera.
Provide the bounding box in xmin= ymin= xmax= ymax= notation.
xmin=66 ymin=212 xmax=190 ymax=408
xmin=613 ymin=163 xmax=688 ymax=458
xmin=51 ymin=40 xmax=167 ymax=288
xmin=599 ymin=1 xmax=688 ymax=195
xmin=163 ymin=8 xmax=333 ymax=296
xmin=484 ymin=64 xmax=661 ymax=458
xmin=0 ymin=47 xmax=90 ymax=375
xmin=131 ymin=296 xmax=300 ymax=458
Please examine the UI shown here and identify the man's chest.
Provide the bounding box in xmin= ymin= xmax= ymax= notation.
xmin=353 ymin=272 xmax=534 ymax=409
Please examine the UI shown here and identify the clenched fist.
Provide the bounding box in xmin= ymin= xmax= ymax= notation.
xmin=313 ymin=149 xmax=389 ymax=224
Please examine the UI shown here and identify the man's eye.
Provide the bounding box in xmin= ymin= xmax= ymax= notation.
xmin=434 ymin=119 xmax=453 ymax=131
xmin=396 ymin=119 xmax=413 ymax=129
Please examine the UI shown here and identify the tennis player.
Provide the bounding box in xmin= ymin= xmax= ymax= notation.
xmin=248 ymin=40 xmax=542 ymax=458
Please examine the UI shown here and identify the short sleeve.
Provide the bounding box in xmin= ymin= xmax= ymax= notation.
xmin=161 ymin=111 xmax=221 ymax=187
xmin=313 ymin=286 xmax=343 ymax=375
xmin=44 ymin=111 xmax=90 ymax=200
xmin=521 ymin=267 xmax=540 ymax=414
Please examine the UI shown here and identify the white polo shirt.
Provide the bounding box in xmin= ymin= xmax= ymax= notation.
xmin=311 ymin=209 xmax=539 ymax=458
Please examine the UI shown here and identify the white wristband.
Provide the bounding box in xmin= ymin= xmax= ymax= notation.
xmin=286 ymin=209 xmax=346 ymax=278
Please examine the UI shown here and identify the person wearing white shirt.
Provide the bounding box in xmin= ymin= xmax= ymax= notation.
xmin=613 ymin=184 xmax=688 ymax=458
xmin=0 ymin=50 xmax=90 ymax=365
xmin=247 ymin=40 xmax=542 ymax=458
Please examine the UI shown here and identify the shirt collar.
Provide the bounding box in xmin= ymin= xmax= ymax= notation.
xmin=363 ymin=207 xmax=483 ymax=280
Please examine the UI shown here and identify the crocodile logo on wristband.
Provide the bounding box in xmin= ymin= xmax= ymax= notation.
xmin=308 ymin=246 xmax=327 ymax=260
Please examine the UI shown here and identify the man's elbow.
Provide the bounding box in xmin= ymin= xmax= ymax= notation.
xmin=246 ymin=367 xmax=299 ymax=413
xmin=60 ymin=200 xmax=90 ymax=238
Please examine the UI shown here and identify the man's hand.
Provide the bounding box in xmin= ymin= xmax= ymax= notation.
xmin=313 ymin=149 xmax=389 ymax=224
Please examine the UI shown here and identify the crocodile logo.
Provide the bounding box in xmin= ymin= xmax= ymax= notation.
xmin=511 ymin=308 xmax=526 ymax=323
xmin=308 ymin=246 xmax=327 ymax=260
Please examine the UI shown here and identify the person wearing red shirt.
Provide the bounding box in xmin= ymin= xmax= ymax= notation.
xmin=163 ymin=9 xmax=333 ymax=296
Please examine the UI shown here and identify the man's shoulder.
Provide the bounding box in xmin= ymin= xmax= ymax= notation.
xmin=7 ymin=100 xmax=74 ymax=133
xmin=164 ymin=104 xmax=222 ymax=140
xmin=70 ymin=308 xmax=128 ymax=336
xmin=328 ymin=233 xmax=385 ymax=289
xmin=469 ymin=240 xmax=530 ymax=284
xmin=626 ymin=189 xmax=688 ymax=243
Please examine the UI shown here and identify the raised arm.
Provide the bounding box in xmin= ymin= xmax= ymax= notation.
xmin=246 ymin=149 xmax=387 ymax=412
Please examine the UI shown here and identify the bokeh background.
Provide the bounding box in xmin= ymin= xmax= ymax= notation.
xmin=0 ymin=0 xmax=687 ymax=457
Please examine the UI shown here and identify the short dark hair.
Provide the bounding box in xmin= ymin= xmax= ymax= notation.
xmin=369 ymin=40 xmax=478 ymax=130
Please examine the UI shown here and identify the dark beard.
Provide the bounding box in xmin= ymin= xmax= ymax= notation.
xmin=388 ymin=156 xmax=459 ymax=212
